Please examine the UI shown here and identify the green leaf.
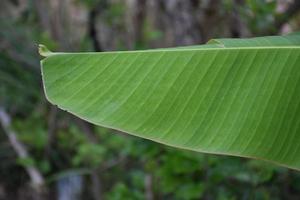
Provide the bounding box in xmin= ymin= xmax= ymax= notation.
xmin=40 ymin=33 xmax=300 ymax=170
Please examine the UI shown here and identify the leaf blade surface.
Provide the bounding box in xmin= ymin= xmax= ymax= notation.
xmin=41 ymin=33 xmax=300 ymax=170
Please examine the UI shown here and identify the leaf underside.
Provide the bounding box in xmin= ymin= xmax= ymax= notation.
xmin=41 ymin=33 xmax=300 ymax=170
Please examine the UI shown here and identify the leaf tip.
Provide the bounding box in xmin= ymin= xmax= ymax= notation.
xmin=38 ymin=44 xmax=53 ymax=57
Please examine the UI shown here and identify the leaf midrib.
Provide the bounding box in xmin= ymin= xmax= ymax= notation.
xmin=41 ymin=46 xmax=300 ymax=59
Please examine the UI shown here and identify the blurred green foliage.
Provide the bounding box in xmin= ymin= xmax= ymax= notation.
xmin=0 ymin=0 xmax=300 ymax=199
xmin=242 ymin=0 xmax=277 ymax=34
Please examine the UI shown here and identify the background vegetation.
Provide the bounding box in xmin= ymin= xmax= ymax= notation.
xmin=1 ymin=0 xmax=300 ymax=199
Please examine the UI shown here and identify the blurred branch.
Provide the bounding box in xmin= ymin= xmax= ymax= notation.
xmin=74 ymin=117 xmax=127 ymax=199
xmin=134 ymin=0 xmax=147 ymax=45
xmin=73 ymin=117 xmax=103 ymax=200
xmin=88 ymin=0 xmax=108 ymax=51
xmin=91 ymin=170 xmax=102 ymax=200
xmin=230 ymin=0 xmax=249 ymax=38
xmin=0 ymin=107 xmax=45 ymax=191
xmin=145 ymin=174 xmax=154 ymax=200
xmin=88 ymin=6 xmax=102 ymax=51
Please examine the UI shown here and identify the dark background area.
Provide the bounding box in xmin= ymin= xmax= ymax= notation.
xmin=1 ymin=0 xmax=300 ymax=199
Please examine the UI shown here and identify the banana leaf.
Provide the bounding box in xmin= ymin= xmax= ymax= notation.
xmin=40 ymin=33 xmax=300 ymax=170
